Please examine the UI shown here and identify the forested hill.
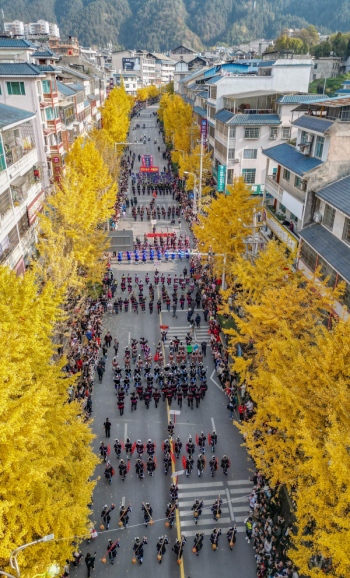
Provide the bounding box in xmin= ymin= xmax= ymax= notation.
xmin=2 ymin=0 xmax=350 ymax=51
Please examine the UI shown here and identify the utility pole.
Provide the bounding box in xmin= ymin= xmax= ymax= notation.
xmin=198 ymin=134 xmax=204 ymax=214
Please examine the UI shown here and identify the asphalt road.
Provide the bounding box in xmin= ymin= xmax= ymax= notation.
xmin=73 ymin=105 xmax=257 ymax=578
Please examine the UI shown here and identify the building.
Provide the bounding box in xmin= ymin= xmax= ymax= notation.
xmin=49 ymin=36 xmax=79 ymax=57
xmin=170 ymin=45 xmax=197 ymax=64
xmin=0 ymin=103 xmax=45 ymax=273
xmin=3 ymin=20 xmax=25 ymax=36
xmin=152 ymin=53 xmax=176 ymax=86
xmin=298 ymin=174 xmax=350 ymax=316
xmin=0 ymin=37 xmax=37 ymax=61
xmin=261 ymin=97 xmax=350 ymax=253
xmin=311 ymin=56 xmax=341 ymax=81
xmin=110 ymin=72 xmax=139 ymax=95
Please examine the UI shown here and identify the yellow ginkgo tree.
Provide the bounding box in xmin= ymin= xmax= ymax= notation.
xmin=0 ymin=267 xmax=98 ymax=578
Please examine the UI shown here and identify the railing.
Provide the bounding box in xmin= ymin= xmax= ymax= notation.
xmin=47 ymin=118 xmax=62 ymax=131
xmin=265 ymin=175 xmax=282 ymax=201
xmin=263 ymin=206 xmax=299 ymax=252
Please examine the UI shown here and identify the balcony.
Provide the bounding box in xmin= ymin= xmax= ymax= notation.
xmin=265 ymin=174 xmax=283 ymax=202
xmin=47 ymin=118 xmax=62 ymax=132
xmin=50 ymin=142 xmax=64 ymax=155
xmin=262 ymin=206 xmax=299 ymax=252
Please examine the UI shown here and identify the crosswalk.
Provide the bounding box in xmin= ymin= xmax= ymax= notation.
xmin=176 ymin=479 xmax=253 ymax=537
xmin=163 ymin=325 xmax=211 ymax=346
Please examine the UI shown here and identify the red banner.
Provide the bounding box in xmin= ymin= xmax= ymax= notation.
xmin=139 ymin=166 xmax=159 ymax=173
xmin=146 ymin=233 xmax=175 ymax=237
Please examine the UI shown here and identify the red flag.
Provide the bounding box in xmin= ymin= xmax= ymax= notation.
xmin=154 ymin=442 xmax=156 ymax=448
xmin=127 ymin=461 xmax=131 ymax=472
xmin=196 ymin=434 xmax=199 ymax=446
xmin=121 ymin=440 xmax=124 ymax=449
xmin=208 ymin=433 xmax=212 ymax=445
xmin=182 ymin=455 xmax=187 ymax=469
xmin=131 ymin=442 xmax=136 ymax=454
xmin=171 ymin=452 xmax=176 ymax=463
xmin=107 ymin=444 xmax=111 ymax=456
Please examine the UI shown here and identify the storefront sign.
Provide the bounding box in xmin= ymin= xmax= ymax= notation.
xmin=52 ymin=156 xmax=60 ymax=163
xmin=200 ymin=119 xmax=207 ymax=140
xmin=250 ymin=184 xmax=265 ymax=195
xmin=27 ymin=190 xmax=45 ymax=225
xmin=139 ymin=166 xmax=159 ymax=173
xmin=217 ymin=165 xmax=226 ymax=192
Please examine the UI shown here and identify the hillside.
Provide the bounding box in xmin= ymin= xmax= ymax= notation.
xmin=2 ymin=0 xmax=350 ymax=51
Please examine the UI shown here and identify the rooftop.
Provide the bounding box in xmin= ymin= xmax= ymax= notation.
xmin=0 ymin=38 xmax=36 ymax=49
xmin=315 ymin=174 xmax=350 ymax=217
xmin=57 ymin=80 xmax=76 ymax=96
xmin=0 ymin=62 xmax=44 ymax=76
xmin=262 ymin=142 xmax=323 ymax=176
xmin=308 ymin=95 xmax=350 ymax=108
xmin=0 ymin=102 xmax=35 ymax=129
xmin=276 ymin=94 xmax=329 ymax=104
xmin=193 ymin=105 xmax=207 ymax=117
xmin=292 ymin=115 xmax=334 ymax=134
xmin=32 ymin=47 xmax=58 ymax=58
xmin=66 ymin=82 xmax=85 ymax=92
xmin=300 ymin=223 xmax=350 ymax=283
xmin=228 ymin=113 xmax=281 ymax=126
xmin=214 ymin=109 xmax=235 ymax=123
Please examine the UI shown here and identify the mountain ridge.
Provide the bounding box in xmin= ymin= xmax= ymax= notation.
xmin=2 ymin=0 xmax=350 ymax=52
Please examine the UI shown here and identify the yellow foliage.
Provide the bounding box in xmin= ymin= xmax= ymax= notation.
xmin=0 ymin=267 xmax=98 ymax=577
xmin=136 ymin=85 xmax=160 ymax=102
xmin=100 ymin=85 xmax=132 ymax=148
xmin=193 ymin=178 xmax=260 ymax=275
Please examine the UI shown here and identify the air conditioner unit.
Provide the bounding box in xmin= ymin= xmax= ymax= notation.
xmin=270 ymin=134 xmax=277 ymax=140
xmin=233 ymin=158 xmax=240 ymax=163
xmin=313 ymin=211 xmax=322 ymax=223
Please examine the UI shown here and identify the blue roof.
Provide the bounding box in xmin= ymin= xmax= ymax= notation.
xmin=37 ymin=64 xmax=57 ymax=72
xmin=57 ymin=81 xmax=76 ymax=96
xmin=300 ymin=224 xmax=350 ymax=283
xmin=66 ymin=82 xmax=84 ymax=92
xmin=214 ymin=109 xmax=234 ymax=122
xmin=205 ymin=74 xmax=222 ymax=85
xmin=207 ymin=118 xmax=215 ymax=128
xmin=0 ymin=62 xmax=44 ymax=76
xmin=32 ymin=47 xmax=57 ymax=58
xmin=262 ymin=143 xmax=323 ymax=176
xmin=292 ymin=115 xmax=334 ymax=134
xmin=0 ymin=38 xmax=36 ymax=48
xmin=342 ymin=80 xmax=350 ymax=85
xmin=257 ymin=60 xmax=276 ymax=67
xmin=198 ymin=90 xmax=208 ymax=98
xmin=193 ymin=106 xmax=207 ymax=117
xmin=315 ymin=174 xmax=350 ymax=217
xmin=228 ymin=113 xmax=281 ymax=126
xmin=335 ymin=88 xmax=350 ymax=94
xmin=277 ymin=94 xmax=329 ymax=104
xmin=84 ymin=100 xmax=90 ymax=108
xmin=0 ymin=102 xmax=34 ymax=129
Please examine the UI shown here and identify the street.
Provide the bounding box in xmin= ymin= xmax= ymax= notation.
xmin=76 ymin=105 xmax=257 ymax=578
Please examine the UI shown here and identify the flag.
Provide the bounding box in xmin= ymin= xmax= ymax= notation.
xmin=182 ymin=456 xmax=187 ymax=469
xmin=171 ymin=452 xmax=176 ymax=463
xmin=196 ymin=434 xmax=199 ymax=446
xmin=208 ymin=433 xmax=212 ymax=445
xmin=107 ymin=444 xmax=111 ymax=456
xmin=131 ymin=442 xmax=136 ymax=454
xmin=127 ymin=461 xmax=131 ymax=472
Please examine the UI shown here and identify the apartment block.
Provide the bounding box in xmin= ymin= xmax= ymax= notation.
xmin=0 ymin=103 xmax=44 ymax=273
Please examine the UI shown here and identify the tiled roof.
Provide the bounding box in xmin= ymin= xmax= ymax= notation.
xmin=32 ymin=47 xmax=56 ymax=57
xmin=228 ymin=113 xmax=281 ymax=126
xmin=257 ymin=60 xmax=276 ymax=67
xmin=66 ymin=82 xmax=84 ymax=92
xmin=57 ymin=81 xmax=76 ymax=96
xmin=277 ymin=94 xmax=329 ymax=104
xmin=37 ymin=64 xmax=57 ymax=72
xmin=214 ymin=109 xmax=234 ymax=123
xmin=0 ymin=62 xmax=44 ymax=76
xmin=292 ymin=115 xmax=334 ymax=133
xmin=0 ymin=38 xmax=36 ymax=48
xmin=205 ymin=74 xmax=222 ymax=85
xmin=300 ymin=224 xmax=350 ymax=283
xmin=84 ymin=100 xmax=90 ymax=108
xmin=198 ymin=90 xmax=208 ymax=98
xmin=335 ymin=88 xmax=350 ymax=94
xmin=262 ymin=143 xmax=323 ymax=176
xmin=315 ymin=175 xmax=350 ymax=217
xmin=193 ymin=106 xmax=207 ymax=117
xmin=0 ymin=102 xmax=35 ymax=129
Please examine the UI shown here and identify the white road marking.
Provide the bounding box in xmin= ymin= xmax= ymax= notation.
xmin=227 ymin=479 xmax=254 ymax=486
xmin=124 ymin=423 xmax=127 ymax=442
xmin=178 ymin=490 xmax=226 ymax=498
xmin=210 ymin=370 xmax=223 ymax=392
xmin=180 ymin=508 xmax=229 ymax=517
xmin=121 ymin=496 xmax=125 ymax=507
xmin=181 ymin=527 xmax=246 ymax=537
xmin=180 ymin=517 xmax=231 ymax=527
xmin=178 ymin=481 xmax=223 ymax=489
xmin=128 ymin=332 xmax=131 ymax=345
xmin=226 ymin=488 xmax=235 ymax=523
xmin=229 ymin=488 xmax=252 ymax=494
xmin=211 ymin=417 xmax=216 ymax=431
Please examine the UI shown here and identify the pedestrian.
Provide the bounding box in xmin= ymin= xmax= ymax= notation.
xmin=107 ymin=539 xmax=119 ymax=564
xmin=195 ymin=313 xmax=201 ymax=328
xmin=201 ymin=340 xmax=207 ymax=357
xmin=193 ymin=533 xmax=204 ymax=556
xmin=104 ymin=418 xmax=111 ymax=438
xmin=97 ymin=362 xmax=104 ymax=383
xmin=133 ymin=537 xmax=148 ymax=565
xmin=172 ymin=301 xmax=177 ymax=318
xmin=104 ymin=331 xmax=112 ymax=348
xmin=227 ymin=526 xmax=237 ymax=550
xmin=210 ymin=528 xmax=221 ymax=551
xmin=244 ymin=516 xmax=253 ymax=543
xmin=84 ymin=552 xmax=96 ymax=578
xmin=156 ymin=536 xmax=169 ymax=564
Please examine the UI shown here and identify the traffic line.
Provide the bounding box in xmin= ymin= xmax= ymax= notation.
xmin=178 ymin=490 xmax=227 ymax=498
xmin=227 ymin=479 xmax=254 ymax=486
xmin=210 ymin=369 xmax=223 ymax=392
xmin=181 ymin=527 xmax=246 ymax=538
xmin=229 ymin=487 xmax=252 ymax=494
xmin=180 ymin=517 xmax=231 ymax=527
xmin=226 ymin=488 xmax=235 ymax=522
xmin=180 ymin=508 xmax=230 ymax=517
xmin=178 ymin=481 xmax=223 ymax=489
xmin=211 ymin=417 xmax=216 ymax=431
xmin=124 ymin=423 xmax=127 ymax=442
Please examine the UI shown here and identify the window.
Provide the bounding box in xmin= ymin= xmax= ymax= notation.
xmin=42 ymin=79 xmax=51 ymax=94
xmin=0 ymin=140 xmax=6 ymax=172
xmin=282 ymin=127 xmax=291 ymax=140
xmin=125 ymin=84 xmax=129 ymax=88
xmin=283 ymin=169 xmax=290 ymax=182
xmin=244 ymin=127 xmax=260 ymax=139
xmin=270 ymin=127 xmax=278 ymax=139
xmin=209 ymin=125 xmax=215 ymax=139
xmin=228 ymin=148 xmax=235 ymax=160
xmin=0 ymin=188 xmax=11 ymax=218
xmin=315 ymin=136 xmax=325 ymax=159
xmin=229 ymin=127 xmax=236 ymax=138
xmin=300 ymin=130 xmax=308 ymax=145
xmin=18 ymin=212 xmax=30 ymax=238
xmin=0 ymin=85 xmax=2 ymax=95
xmin=242 ymin=168 xmax=256 ymax=184
xmin=243 ymin=149 xmax=257 ymax=159
xmin=323 ymin=203 xmax=335 ymax=230
xmin=45 ymin=107 xmax=58 ymax=121
xmin=300 ymin=242 xmax=317 ymax=271
xmin=210 ymin=86 xmax=217 ymax=99
xmin=314 ymin=63 xmax=318 ymax=70
xmin=279 ymin=203 xmax=286 ymax=213
xmin=294 ymin=176 xmax=302 ymax=189
xmin=343 ymin=217 xmax=350 ymax=244
xmin=290 ymin=212 xmax=298 ymax=222
xmin=7 ymin=81 xmax=25 ymax=95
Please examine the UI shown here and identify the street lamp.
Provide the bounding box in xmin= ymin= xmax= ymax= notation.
xmin=0 ymin=534 xmax=56 ymax=578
